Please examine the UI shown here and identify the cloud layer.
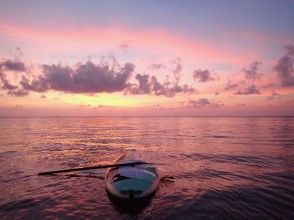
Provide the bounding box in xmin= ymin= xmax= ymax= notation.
xmin=0 ymin=57 xmax=194 ymax=97
xmin=0 ymin=45 xmax=293 ymax=100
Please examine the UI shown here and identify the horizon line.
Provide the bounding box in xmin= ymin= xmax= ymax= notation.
xmin=0 ymin=115 xmax=293 ymax=118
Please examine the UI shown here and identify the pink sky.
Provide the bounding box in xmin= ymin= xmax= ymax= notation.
xmin=0 ymin=1 xmax=293 ymax=116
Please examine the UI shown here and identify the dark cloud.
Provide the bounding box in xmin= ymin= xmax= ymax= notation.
xmin=127 ymin=59 xmax=193 ymax=97
xmin=40 ymin=94 xmax=46 ymax=99
xmin=189 ymin=98 xmax=222 ymax=107
xmin=274 ymin=45 xmax=294 ymax=87
xmin=0 ymin=56 xmax=195 ymax=98
xmin=242 ymin=61 xmax=262 ymax=82
xmin=234 ymin=84 xmax=261 ymax=95
xmin=191 ymin=98 xmax=210 ymax=106
xmin=0 ymin=59 xmax=27 ymax=92
xmin=127 ymin=73 xmax=194 ymax=97
xmin=20 ymin=61 xmax=134 ymax=94
xmin=224 ymin=81 xmax=239 ymax=90
xmin=0 ymin=60 xmax=26 ymax=72
xmin=193 ymin=69 xmax=214 ymax=83
xmin=134 ymin=74 xmax=151 ymax=94
xmin=7 ymin=89 xmax=29 ymax=97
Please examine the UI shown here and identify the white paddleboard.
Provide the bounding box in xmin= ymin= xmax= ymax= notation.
xmin=105 ymin=149 xmax=159 ymax=199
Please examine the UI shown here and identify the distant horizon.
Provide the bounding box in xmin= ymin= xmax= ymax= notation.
xmin=1 ymin=115 xmax=293 ymax=118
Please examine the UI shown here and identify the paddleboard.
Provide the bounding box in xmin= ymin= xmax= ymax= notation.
xmin=105 ymin=149 xmax=159 ymax=199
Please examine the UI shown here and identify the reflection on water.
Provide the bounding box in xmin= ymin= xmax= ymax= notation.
xmin=107 ymin=191 xmax=154 ymax=218
xmin=0 ymin=117 xmax=293 ymax=219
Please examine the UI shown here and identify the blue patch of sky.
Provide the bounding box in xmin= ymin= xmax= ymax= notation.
xmin=0 ymin=0 xmax=293 ymax=38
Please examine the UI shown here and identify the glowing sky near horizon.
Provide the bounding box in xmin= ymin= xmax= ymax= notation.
xmin=0 ymin=0 xmax=293 ymax=116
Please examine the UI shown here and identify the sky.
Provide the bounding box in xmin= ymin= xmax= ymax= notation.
xmin=0 ymin=0 xmax=293 ymax=116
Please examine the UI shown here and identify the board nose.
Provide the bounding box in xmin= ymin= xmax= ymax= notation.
xmin=129 ymin=190 xmax=135 ymax=200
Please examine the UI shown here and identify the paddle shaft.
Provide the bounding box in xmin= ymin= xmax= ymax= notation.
xmin=38 ymin=161 xmax=150 ymax=176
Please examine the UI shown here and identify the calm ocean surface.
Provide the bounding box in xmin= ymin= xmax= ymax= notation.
xmin=0 ymin=117 xmax=293 ymax=219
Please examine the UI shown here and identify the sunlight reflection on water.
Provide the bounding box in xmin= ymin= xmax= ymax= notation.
xmin=0 ymin=117 xmax=293 ymax=219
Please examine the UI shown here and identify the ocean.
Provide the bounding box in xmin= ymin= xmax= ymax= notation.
xmin=0 ymin=117 xmax=293 ymax=219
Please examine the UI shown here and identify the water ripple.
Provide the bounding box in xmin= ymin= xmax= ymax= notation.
xmin=0 ymin=117 xmax=293 ymax=219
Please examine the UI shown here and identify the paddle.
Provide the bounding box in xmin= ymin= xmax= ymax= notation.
xmin=38 ymin=161 xmax=152 ymax=176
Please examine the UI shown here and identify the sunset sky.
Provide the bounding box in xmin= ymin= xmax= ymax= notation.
xmin=0 ymin=0 xmax=293 ymax=116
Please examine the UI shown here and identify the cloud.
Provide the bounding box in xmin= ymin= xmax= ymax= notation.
xmin=127 ymin=58 xmax=194 ymax=97
xmin=268 ymin=91 xmax=281 ymax=100
xmin=148 ymin=63 xmax=165 ymax=70
xmin=242 ymin=61 xmax=262 ymax=82
xmin=234 ymin=84 xmax=261 ymax=95
xmin=172 ymin=58 xmax=182 ymax=84
xmin=0 ymin=74 xmax=18 ymax=90
xmin=7 ymin=89 xmax=29 ymax=97
xmin=20 ymin=61 xmax=134 ymax=94
xmin=127 ymin=73 xmax=194 ymax=97
xmin=191 ymin=98 xmax=210 ymax=106
xmin=189 ymin=98 xmax=222 ymax=107
xmin=0 ymin=59 xmax=27 ymax=92
xmin=274 ymin=45 xmax=294 ymax=87
xmin=129 ymin=74 xmax=151 ymax=94
xmin=0 ymin=56 xmax=195 ymax=98
xmin=224 ymin=81 xmax=239 ymax=90
xmin=193 ymin=69 xmax=214 ymax=83
xmin=0 ymin=59 xmax=26 ymax=72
